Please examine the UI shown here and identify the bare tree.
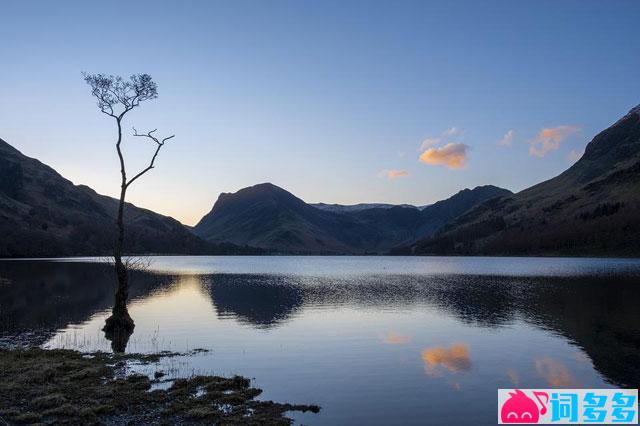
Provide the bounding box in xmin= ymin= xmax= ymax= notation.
xmin=83 ymin=73 xmax=174 ymax=336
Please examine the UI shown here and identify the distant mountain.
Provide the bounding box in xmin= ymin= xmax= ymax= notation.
xmin=193 ymin=182 xmax=511 ymax=254
xmin=0 ymin=138 xmax=258 ymax=257
xmin=312 ymin=203 xmax=418 ymax=213
xmin=411 ymin=104 xmax=640 ymax=256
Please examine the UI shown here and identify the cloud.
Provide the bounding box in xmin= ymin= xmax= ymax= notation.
xmin=420 ymin=138 xmax=440 ymax=151
xmin=528 ymin=125 xmax=581 ymax=158
xmin=566 ymin=149 xmax=583 ymax=162
xmin=498 ymin=130 xmax=514 ymax=146
xmin=421 ymin=343 xmax=472 ymax=376
xmin=443 ymin=127 xmax=461 ymax=136
xmin=379 ymin=331 xmax=411 ymax=345
xmin=380 ymin=169 xmax=409 ymax=180
xmin=419 ymin=143 xmax=469 ymax=169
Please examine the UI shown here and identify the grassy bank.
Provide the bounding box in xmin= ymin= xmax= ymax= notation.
xmin=0 ymin=348 xmax=319 ymax=425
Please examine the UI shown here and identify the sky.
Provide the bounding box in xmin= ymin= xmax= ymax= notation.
xmin=1 ymin=1 xmax=639 ymax=225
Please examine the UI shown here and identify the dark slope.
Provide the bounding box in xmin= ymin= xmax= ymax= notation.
xmin=350 ymin=185 xmax=511 ymax=250
xmin=194 ymin=183 xmax=511 ymax=254
xmin=413 ymin=104 xmax=640 ymax=256
xmin=193 ymin=183 xmax=376 ymax=254
xmin=0 ymin=138 xmax=254 ymax=257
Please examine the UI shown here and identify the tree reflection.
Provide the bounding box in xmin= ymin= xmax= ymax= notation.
xmin=104 ymin=325 xmax=133 ymax=353
xmin=0 ymin=261 xmax=168 ymax=351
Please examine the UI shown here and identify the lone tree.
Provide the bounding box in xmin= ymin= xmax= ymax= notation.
xmin=84 ymin=73 xmax=174 ymax=337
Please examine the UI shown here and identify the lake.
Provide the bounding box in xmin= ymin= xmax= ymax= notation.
xmin=1 ymin=256 xmax=639 ymax=425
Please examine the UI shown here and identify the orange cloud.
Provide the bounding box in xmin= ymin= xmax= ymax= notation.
xmin=498 ymin=130 xmax=514 ymax=146
xmin=528 ymin=125 xmax=580 ymax=157
xmin=380 ymin=169 xmax=409 ymax=180
xmin=419 ymin=143 xmax=469 ymax=169
xmin=380 ymin=331 xmax=411 ymax=345
xmin=419 ymin=127 xmax=463 ymax=151
xmin=421 ymin=343 xmax=472 ymax=376
xmin=534 ymin=357 xmax=575 ymax=387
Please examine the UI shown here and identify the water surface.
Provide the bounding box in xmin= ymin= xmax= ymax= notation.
xmin=1 ymin=256 xmax=639 ymax=425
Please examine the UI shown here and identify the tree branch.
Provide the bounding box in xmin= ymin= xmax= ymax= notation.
xmin=126 ymin=127 xmax=174 ymax=188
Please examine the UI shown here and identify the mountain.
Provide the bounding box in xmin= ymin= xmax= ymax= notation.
xmin=0 ymin=138 xmax=257 ymax=257
xmin=194 ymin=183 xmax=373 ymax=254
xmin=193 ymin=183 xmax=511 ymax=254
xmin=412 ymin=104 xmax=640 ymax=256
xmin=311 ymin=203 xmax=418 ymax=213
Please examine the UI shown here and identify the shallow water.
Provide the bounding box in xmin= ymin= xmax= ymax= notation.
xmin=1 ymin=256 xmax=639 ymax=425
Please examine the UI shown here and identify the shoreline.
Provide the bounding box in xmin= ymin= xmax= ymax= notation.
xmin=0 ymin=348 xmax=319 ymax=425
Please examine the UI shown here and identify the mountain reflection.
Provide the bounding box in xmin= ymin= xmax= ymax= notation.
xmin=203 ymin=275 xmax=304 ymax=328
xmin=0 ymin=261 xmax=638 ymax=387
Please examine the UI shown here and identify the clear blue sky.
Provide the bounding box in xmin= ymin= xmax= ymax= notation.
xmin=1 ymin=0 xmax=639 ymax=225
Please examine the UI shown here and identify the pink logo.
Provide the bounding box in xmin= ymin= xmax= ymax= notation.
xmin=500 ymin=389 xmax=548 ymax=423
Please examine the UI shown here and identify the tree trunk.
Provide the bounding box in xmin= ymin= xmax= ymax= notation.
xmin=103 ymin=119 xmax=134 ymax=343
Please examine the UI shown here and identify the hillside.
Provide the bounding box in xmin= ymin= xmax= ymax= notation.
xmin=412 ymin=104 xmax=640 ymax=256
xmin=0 ymin=138 xmax=255 ymax=257
xmin=194 ymin=183 xmax=510 ymax=254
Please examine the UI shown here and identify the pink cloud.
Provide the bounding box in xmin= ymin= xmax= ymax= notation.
xmin=528 ymin=125 xmax=581 ymax=157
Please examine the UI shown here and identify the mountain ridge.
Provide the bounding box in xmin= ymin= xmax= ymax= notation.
xmin=0 ymin=138 xmax=259 ymax=257
xmin=6 ymin=102 xmax=638 ymax=257
xmin=410 ymin=103 xmax=640 ymax=256
xmin=312 ymin=202 xmax=421 ymax=213
xmin=194 ymin=182 xmax=511 ymax=254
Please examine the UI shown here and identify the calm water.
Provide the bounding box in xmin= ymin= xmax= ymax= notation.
xmin=1 ymin=256 xmax=639 ymax=425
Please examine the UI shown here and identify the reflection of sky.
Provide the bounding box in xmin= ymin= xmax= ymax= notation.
xmin=534 ymin=356 xmax=576 ymax=387
xmin=44 ymin=271 xmax=610 ymax=425
xmin=380 ymin=331 xmax=411 ymax=345
xmin=47 ymin=255 xmax=640 ymax=277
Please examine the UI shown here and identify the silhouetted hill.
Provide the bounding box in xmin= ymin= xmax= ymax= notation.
xmin=194 ymin=182 xmax=510 ymax=254
xmin=0 ymin=138 xmax=258 ymax=257
xmin=412 ymin=104 xmax=640 ymax=256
